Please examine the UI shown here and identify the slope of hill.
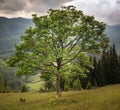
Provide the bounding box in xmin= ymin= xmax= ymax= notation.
xmin=0 ymin=17 xmax=120 ymax=55
xmin=0 ymin=58 xmax=23 ymax=91
xmin=0 ymin=17 xmax=33 ymax=55
xmin=0 ymin=84 xmax=120 ymax=110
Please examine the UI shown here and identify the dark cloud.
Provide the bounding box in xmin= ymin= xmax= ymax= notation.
xmin=0 ymin=0 xmax=74 ymax=18
xmin=116 ymin=0 xmax=120 ymax=4
xmin=0 ymin=0 xmax=120 ymax=25
xmin=0 ymin=0 xmax=73 ymax=12
xmin=0 ymin=0 xmax=27 ymax=11
xmin=0 ymin=0 xmax=6 ymax=3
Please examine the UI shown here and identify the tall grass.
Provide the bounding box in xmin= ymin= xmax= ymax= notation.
xmin=0 ymin=85 xmax=120 ymax=110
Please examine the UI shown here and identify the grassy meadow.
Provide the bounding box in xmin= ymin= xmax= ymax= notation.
xmin=0 ymin=85 xmax=120 ymax=110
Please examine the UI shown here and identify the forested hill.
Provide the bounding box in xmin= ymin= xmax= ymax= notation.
xmin=0 ymin=17 xmax=33 ymax=55
xmin=0 ymin=58 xmax=23 ymax=91
xmin=0 ymin=17 xmax=120 ymax=55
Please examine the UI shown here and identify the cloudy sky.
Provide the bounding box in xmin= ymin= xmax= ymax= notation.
xmin=0 ymin=0 xmax=120 ymax=25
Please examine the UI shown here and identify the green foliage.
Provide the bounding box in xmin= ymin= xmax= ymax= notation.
xmin=21 ymin=84 xmax=29 ymax=92
xmin=0 ymin=75 xmax=4 ymax=92
xmin=1 ymin=17 xmax=120 ymax=56
xmin=73 ymin=78 xmax=82 ymax=90
xmin=86 ymin=81 xmax=92 ymax=90
xmin=93 ymin=78 xmax=98 ymax=88
xmin=7 ymin=6 xmax=109 ymax=96
xmin=89 ymin=44 xmax=120 ymax=87
xmin=40 ymin=73 xmax=56 ymax=91
xmin=0 ymin=75 xmax=10 ymax=93
xmin=7 ymin=5 xmax=108 ymax=74
xmin=0 ymin=58 xmax=23 ymax=92
xmin=63 ymin=76 xmax=71 ymax=91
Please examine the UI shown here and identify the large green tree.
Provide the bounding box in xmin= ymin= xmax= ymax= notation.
xmin=7 ymin=6 xmax=109 ymax=96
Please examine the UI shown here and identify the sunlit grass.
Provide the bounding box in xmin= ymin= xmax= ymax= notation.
xmin=26 ymin=74 xmax=44 ymax=91
xmin=0 ymin=85 xmax=120 ymax=110
xmin=27 ymin=81 xmax=44 ymax=91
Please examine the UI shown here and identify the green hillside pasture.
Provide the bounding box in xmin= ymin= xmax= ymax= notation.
xmin=0 ymin=85 xmax=120 ymax=110
xmin=26 ymin=74 xmax=44 ymax=91
xmin=27 ymin=81 xmax=44 ymax=92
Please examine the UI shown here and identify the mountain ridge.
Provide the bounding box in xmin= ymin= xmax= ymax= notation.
xmin=0 ymin=17 xmax=33 ymax=55
xmin=0 ymin=17 xmax=120 ymax=55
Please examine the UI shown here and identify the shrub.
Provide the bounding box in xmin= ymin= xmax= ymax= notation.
xmin=86 ymin=81 xmax=92 ymax=90
xmin=73 ymin=79 xmax=82 ymax=90
xmin=21 ymin=84 xmax=29 ymax=92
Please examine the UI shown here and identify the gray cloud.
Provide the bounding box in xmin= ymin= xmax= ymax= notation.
xmin=66 ymin=0 xmax=120 ymax=25
xmin=41 ymin=0 xmax=64 ymax=7
xmin=0 ymin=0 xmax=73 ymax=12
xmin=0 ymin=0 xmax=27 ymax=12
xmin=116 ymin=0 xmax=120 ymax=4
xmin=0 ymin=0 xmax=73 ymax=18
xmin=25 ymin=0 xmax=74 ymax=13
xmin=0 ymin=0 xmax=120 ymax=25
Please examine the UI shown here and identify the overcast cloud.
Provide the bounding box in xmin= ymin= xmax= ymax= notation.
xmin=0 ymin=0 xmax=120 ymax=25
xmin=66 ymin=0 xmax=120 ymax=25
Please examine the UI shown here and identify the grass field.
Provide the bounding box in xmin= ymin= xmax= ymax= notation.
xmin=26 ymin=74 xmax=44 ymax=91
xmin=0 ymin=84 xmax=120 ymax=110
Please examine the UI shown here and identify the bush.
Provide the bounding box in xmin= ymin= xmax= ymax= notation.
xmin=21 ymin=84 xmax=29 ymax=92
xmin=86 ymin=81 xmax=92 ymax=90
xmin=64 ymin=81 xmax=71 ymax=91
xmin=73 ymin=79 xmax=82 ymax=90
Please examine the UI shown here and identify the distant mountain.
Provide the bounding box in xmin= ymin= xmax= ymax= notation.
xmin=0 ymin=17 xmax=120 ymax=55
xmin=0 ymin=17 xmax=33 ymax=55
xmin=105 ymin=25 xmax=120 ymax=53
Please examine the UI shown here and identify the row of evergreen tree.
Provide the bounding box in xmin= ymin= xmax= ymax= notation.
xmin=88 ymin=44 xmax=120 ymax=87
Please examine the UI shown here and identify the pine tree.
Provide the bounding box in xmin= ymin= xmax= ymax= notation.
xmin=96 ymin=60 xmax=106 ymax=86
xmin=109 ymin=44 xmax=119 ymax=84
xmin=89 ymin=44 xmax=120 ymax=86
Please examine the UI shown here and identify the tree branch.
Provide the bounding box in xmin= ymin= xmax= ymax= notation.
xmin=61 ymin=50 xmax=81 ymax=66
xmin=50 ymin=62 xmax=58 ymax=68
xmin=64 ymin=36 xmax=78 ymax=48
xmin=68 ymin=36 xmax=81 ymax=52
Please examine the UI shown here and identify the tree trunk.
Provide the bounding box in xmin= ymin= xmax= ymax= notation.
xmin=56 ymin=73 xmax=61 ymax=97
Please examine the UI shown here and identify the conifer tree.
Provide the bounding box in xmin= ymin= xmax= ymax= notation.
xmin=89 ymin=44 xmax=120 ymax=86
xmin=109 ymin=44 xmax=120 ymax=83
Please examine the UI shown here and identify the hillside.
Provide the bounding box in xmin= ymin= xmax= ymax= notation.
xmin=0 ymin=17 xmax=33 ymax=55
xmin=0 ymin=85 xmax=120 ymax=110
xmin=0 ymin=58 xmax=23 ymax=91
xmin=0 ymin=17 xmax=120 ymax=55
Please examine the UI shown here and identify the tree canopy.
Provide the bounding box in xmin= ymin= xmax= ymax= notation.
xmin=7 ymin=6 xmax=109 ymax=96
